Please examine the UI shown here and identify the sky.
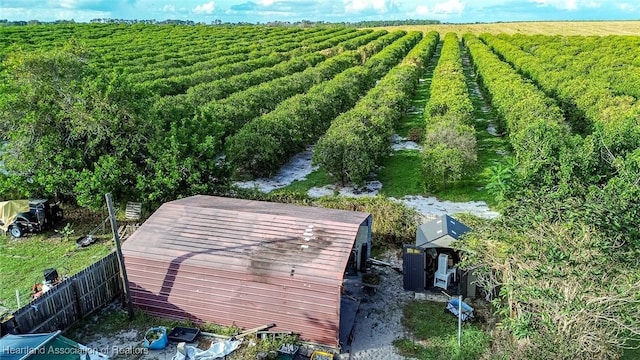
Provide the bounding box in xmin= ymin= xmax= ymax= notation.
xmin=1 ymin=0 xmax=639 ymax=24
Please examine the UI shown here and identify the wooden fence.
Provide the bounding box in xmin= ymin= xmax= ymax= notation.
xmin=1 ymin=251 xmax=122 ymax=334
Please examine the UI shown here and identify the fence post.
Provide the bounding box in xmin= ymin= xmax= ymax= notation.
xmin=71 ymin=278 xmax=83 ymax=318
xmin=458 ymin=295 xmax=462 ymax=347
xmin=105 ymin=193 xmax=135 ymax=319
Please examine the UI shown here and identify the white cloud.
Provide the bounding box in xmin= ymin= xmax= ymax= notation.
xmin=617 ymin=2 xmax=638 ymax=12
xmin=59 ymin=0 xmax=79 ymax=9
xmin=415 ymin=0 xmax=464 ymax=17
xmin=193 ymin=1 xmax=215 ymax=14
xmin=260 ymin=0 xmax=275 ymax=6
xmin=530 ymin=0 xmax=602 ymax=10
xmin=344 ymin=0 xmax=389 ymax=13
xmin=162 ymin=4 xmax=175 ymax=12
xmin=434 ymin=0 xmax=464 ymax=14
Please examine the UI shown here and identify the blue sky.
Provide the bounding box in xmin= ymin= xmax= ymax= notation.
xmin=1 ymin=0 xmax=639 ymax=23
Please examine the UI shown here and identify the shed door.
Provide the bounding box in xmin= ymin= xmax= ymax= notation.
xmin=403 ymin=245 xmax=425 ymax=291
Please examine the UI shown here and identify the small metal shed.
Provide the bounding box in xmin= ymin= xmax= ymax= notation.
xmin=416 ymin=215 xmax=470 ymax=249
xmin=403 ymin=215 xmax=475 ymax=295
xmin=121 ymin=195 xmax=372 ymax=348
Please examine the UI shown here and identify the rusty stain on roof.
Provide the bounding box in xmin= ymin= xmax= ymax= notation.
xmin=122 ymin=195 xmax=371 ymax=347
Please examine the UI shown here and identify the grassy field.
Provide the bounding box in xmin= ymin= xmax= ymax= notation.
xmin=377 ymin=20 xmax=640 ymax=35
xmin=0 ymin=207 xmax=117 ymax=312
xmin=394 ymin=300 xmax=491 ymax=360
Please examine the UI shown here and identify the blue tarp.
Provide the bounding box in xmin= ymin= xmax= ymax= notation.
xmin=446 ymin=298 xmax=475 ymax=322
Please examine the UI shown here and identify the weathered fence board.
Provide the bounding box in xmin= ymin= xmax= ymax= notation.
xmin=1 ymin=251 xmax=122 ymax=334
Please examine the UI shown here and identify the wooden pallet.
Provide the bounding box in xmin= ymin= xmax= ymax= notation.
xmin=125 ymin=202 xmax=142 ymax=221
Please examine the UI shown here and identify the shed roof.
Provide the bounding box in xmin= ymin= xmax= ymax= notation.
xmin=122 ymin=195 xmax=371 ymax=286
xmin=416 ymin=214 xmax=471 ymax=249
xmin=0 ymin=331 xmax=100 ymax=360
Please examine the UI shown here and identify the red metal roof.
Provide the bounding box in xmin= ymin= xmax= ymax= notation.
xmin=121 ymin=195 xmax=371 ymax=347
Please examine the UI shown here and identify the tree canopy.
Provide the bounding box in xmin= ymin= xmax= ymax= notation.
xmin=0 ymin=42 xmax=154 ymax=208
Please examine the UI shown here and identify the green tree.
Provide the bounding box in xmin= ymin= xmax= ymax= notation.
xmin=422 ymin=120 xmax=477 ymax=190
xmin=0 ymin=42 xmax=154 ymax=208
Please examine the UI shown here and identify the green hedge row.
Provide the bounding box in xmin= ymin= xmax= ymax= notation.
xmin=313 ymin=32 xmax=439 ymax=185
xmin=99 ymin=27 xmax=316 ymax=70
xmin=132 ymin=28 xmax=350 ymax=96
xmin=226 ymin=31 xmax=424 ymax=177
xmin=499 ymin=34 xmax=640 ymax=99
xmin=463 ymin=34 xmax=572 ymax=187
xmin=151 ymin=30 xmax=392 ymax=129
xmin=422 ymin=33 xmax=477 ymax=189
xmin=187 ymin=32 xmax=405 ymax=145
xmin=127 ymin=28 xmax=361 ymax=85
xmin=481 ymin=34 xmax=640 ymax=178
xmin=183 ymin=29 xmax=388 ymax=106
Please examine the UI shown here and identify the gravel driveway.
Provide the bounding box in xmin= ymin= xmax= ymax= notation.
xmin=343 ymin=251 xmax=415 ymax=360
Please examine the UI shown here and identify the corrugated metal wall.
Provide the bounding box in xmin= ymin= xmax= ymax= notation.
xmin=122 ymin=196 xmax=371 ymax=348
xmin=126 ymin=256 xmax=341 ymax=345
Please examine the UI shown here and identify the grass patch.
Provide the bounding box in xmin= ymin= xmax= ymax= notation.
xmin=378 ymin=150 xmax=424 ymax=197
xmin=396 ymin=81 xmax=431 ymax=138
xmin=275 ymin=168 xmax=333 ymax=194
xmin=394 ymin=300 xmax=490 ymax=360
xmin=0 ymin=230 xmax=113 ymax=312
xmin=0 ymin=205 xmax=134 ymax=313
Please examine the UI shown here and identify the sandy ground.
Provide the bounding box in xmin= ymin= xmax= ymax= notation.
xmin=233 ymin=142 xmax=499 ymax=220
xmin=391 ymin=134 xmax=422 ymax=151
xmin=233 ymin=146 xmax=317 ymax=193
xmin=343 ymin=252 xmax=416 ymax=360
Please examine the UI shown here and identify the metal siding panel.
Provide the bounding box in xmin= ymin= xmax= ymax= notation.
xmin=403 ymin=245 xmax=425 ymax=291
xmin=416 ymin=215 xmax=447 ymax=246
xmin=125 ymin=255 xmax=341 ymax=347
xmin=445 ymin=215 xmax=471 ymax=239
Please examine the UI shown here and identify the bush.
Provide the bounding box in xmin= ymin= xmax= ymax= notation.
xmin=459 ymin=212 xmax=640 ymax=359
xmin=422 ymin=120 xmax=477 ymax=190
xmin=315 ymin=196 xmax=419 ymax=248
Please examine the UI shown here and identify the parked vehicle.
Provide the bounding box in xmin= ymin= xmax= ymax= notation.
xmin=0 ymin=199 xmax=63 ymax=238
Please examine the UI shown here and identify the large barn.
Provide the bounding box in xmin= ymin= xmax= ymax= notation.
xmin=121 ymin=195 xmax=372 ymax=348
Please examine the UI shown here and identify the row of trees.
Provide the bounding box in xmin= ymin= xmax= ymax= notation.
xmin=96 ymin=26 xmax=300 ymax=64
xmin=124 ymin=27 xmax=355 ymax=85
xmin=1 ymin=23 xmax=291 ymax=64
xmin=421 ymin=33 xmax=477 ymax=190
xmin=136 ymin=30 xmax=365 ymax=96
xmin=181 ymin=29 xmax=388 ymax=107
xmin=313 ymin=32 xmax=439 ymax=185
xmin=141 ymin=40 xmax=389 ymax=202
xmin=459 ymin=34 xmax=640 ymax=358
xmin=463 ymin=34 xmax=572 ymax=191
xmin=226 ymin=31 xmax=424 ymax=177
xmin=482 ymin=33 xmax=640 ymax=177
xmin=192 ymin=32 xmax=404 ymax=149
xmin=502 ymin=34 xmax=640 ymax=99
xmin=0 ymin=25 xmax=396 ymax=207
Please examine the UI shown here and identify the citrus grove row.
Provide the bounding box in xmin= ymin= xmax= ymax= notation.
xmin=0 ymin=25 xmax=636 ymax=209
xmin=1 ymin=23 xmax=640 ymax=358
